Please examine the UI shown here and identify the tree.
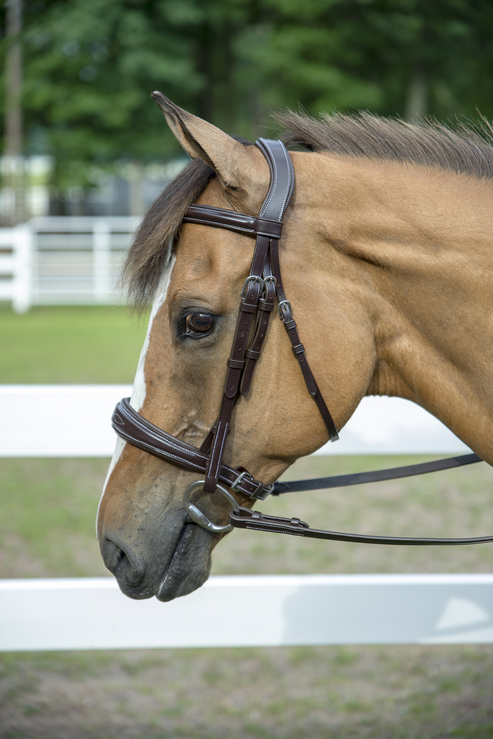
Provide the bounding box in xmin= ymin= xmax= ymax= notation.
xmin=251 ymin=0 xmax=493 ymax=122
xmin=1 ymin=0 xmax=493 ymax=199
xmin=1 ymin=0 xmax=261 ymax=192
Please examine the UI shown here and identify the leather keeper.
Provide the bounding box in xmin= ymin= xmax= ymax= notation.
xmin=284 ymin=318 xmax=297 ymax=330
xmin=258 ymin=298 xmax=275 ymax=311
xmin=245 ymin=348 xmax=261 ymax=361
xmin=227 ymin=358 xmax=245 ymax=370
xmin=292 ymin=343 xmax=305 ymax=356
xmin=252 ymin=219 xmax=282 ymax=238
xmin=239 ymin=301 xmax=258 ymax=314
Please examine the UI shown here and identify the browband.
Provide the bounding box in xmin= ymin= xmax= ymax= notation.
xmin=184 ymin=205 xmax=283 ymax=239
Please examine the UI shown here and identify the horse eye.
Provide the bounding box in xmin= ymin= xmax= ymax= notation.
xmin=185 ymin=312 xmax=215 ymax=336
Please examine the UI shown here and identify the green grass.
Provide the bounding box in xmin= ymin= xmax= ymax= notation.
xmin=1 ymin=645 xmax=492 ymax=738
xmin=2 ymin=453 xmax=493 ymax=581
xmin=0 ymin=305 xmax=149 ymax=383
xmin=0 ymin=458 xmax=109 ymax=578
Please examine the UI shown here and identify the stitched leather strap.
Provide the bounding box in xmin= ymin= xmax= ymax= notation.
xmin=184 ymin=206 xmax=283 ymax=239
xmin=230 ymin=506 xmax=493 ymax=546
xmin=112 ymin=399 xmax=271 ymax=499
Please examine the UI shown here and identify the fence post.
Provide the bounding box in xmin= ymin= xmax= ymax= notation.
xmin=93 ymin=220 xmax=111 ymax=302
xmin=12 ymin=223 xmax=32 ymax=313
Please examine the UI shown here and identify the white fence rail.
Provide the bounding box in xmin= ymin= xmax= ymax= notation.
xmin=0 ymin=217 xmax=139 ymax=313
xmin=0 ymin=387 xmax=472 ymax=457
xmin=2 ymin=575 xmax=493 ymax=651
xmin=1 ymin=387 xmax=491 ymax=651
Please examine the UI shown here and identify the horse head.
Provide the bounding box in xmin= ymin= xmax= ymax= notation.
xmin=97 ymin=94 xmax=377 ymax=601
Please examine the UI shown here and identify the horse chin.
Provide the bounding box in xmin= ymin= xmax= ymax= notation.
xmin=156 ymin=522 xmax=213 ymax=602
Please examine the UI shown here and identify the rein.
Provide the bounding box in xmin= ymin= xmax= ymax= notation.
xmin=112 ymin=138 xmax=491 ymax=547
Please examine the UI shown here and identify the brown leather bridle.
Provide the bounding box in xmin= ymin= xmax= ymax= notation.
xmin=112 ymin=138 xmax=492 ymax=546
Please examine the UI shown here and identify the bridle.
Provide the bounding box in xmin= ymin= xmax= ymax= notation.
xmin=112 ymin=138 xmax=492 ymax=547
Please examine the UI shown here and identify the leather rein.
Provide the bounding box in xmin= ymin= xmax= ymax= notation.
xmin=112 ymin=138 xmax=492 ymax=547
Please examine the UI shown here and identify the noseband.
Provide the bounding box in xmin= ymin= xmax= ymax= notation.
xmin=112 ymin=139 xmax=491 ymax=547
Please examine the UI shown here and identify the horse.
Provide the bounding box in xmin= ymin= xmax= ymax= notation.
xmin=97 ymin=92 xmax=493 ymax=602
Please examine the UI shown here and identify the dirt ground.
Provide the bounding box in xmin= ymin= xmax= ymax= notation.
xmin=1 ymin=644 xmax=493 ymax=738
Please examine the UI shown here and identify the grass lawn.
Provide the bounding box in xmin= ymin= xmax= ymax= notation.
xmin=1 ymin=305 xmax=492 ymax=738
xmin=0 ymin=305 xmax=149 ymax=384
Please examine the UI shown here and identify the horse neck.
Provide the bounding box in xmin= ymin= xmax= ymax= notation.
xmin=298 ymin=152 xmax=493 ymax=462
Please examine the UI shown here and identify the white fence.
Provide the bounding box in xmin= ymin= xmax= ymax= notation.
xmin=3 ymin=575 xmax=493 ymax=651
xmin=0 ymin=216 xmax=139 ymax=312
xmin=0 ymin=224 xmax=31 ymax=313
xmin=1 ymin=387 xmax=492 ymax=651
xmin=0 ymin=387 xmax=472 ymax=457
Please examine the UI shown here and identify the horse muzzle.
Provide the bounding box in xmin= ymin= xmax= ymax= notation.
xmin=99 ymin=502 xmax=215 ymax=601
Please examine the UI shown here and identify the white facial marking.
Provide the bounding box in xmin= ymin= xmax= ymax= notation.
xmin=130 ymin=254 xmax=176 ymax=413
xmin=97 ymin=254 xmax=176 ymax=531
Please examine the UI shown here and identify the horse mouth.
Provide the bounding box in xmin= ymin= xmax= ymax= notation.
xmin=156 ymin=521 xmax=213 ymax=602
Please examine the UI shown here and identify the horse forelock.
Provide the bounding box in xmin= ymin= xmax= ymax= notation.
xmin=122 ymin=136 xmax=254 ymax=310
xmin=275 ymin=110 xmax=493 ymax=181
xmin=121 ymin=157 xmax=216 ymax=310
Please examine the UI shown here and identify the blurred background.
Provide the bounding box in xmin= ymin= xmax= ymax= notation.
xmin=1 ymin=2 xmax=493 ymax=737
xmin=2 ymin=0 xmax=493 ymax=312
xmin=2 ymin=0 xmax=493 ymax=225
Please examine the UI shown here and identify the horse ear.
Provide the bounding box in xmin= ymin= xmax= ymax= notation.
xmin=151 ymin=91 xmax=258 ymax=194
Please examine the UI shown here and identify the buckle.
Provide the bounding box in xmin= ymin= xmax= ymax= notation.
xmin=255 ymin=483 xmax=276 ymax=500
xmin=278 ymin=299 xmax=292 ymax=321
xmin=231 ymin=470 xmax=249 ymax=492
xmin=262 ymin=275 xmax=277 ymax=292
xmin=241 ymin=275 xmax=263 ymax=298
xmin=230 ymin=471 xmax=275 ymax=500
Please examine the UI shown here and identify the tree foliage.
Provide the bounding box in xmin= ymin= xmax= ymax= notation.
xmin=1 ymin=0 xmax=492 ymax=191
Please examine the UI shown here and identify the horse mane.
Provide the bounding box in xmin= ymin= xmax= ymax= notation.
xmin=123 ymin=112 xmax=493 ymax=308
xmin=276 ymin=110 xmax=493 ymax=180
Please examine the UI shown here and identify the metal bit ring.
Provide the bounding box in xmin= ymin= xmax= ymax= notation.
xmin=183 ymin=480 xmax=240 ymax=533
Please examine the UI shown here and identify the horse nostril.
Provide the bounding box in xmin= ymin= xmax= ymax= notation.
xmin=100 ymin=538 xmax=124 ymax=571
xmin=100 ymin=537 xmax=145 ymax=588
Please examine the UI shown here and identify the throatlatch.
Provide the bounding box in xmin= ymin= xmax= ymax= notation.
xmin=112 ymin=137 xmax=488 ymax=547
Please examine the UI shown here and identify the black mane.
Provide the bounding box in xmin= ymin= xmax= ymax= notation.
xmin=276 ymin=110 xmax=493 ymax=179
